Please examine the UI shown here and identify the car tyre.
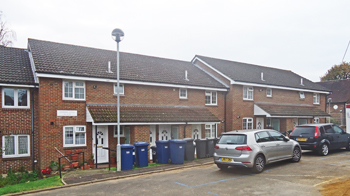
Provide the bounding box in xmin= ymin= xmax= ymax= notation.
xmin=318 ymin=144 xmax=329 ymax=156
xmin=251 ymin=154 xmax=265 ymax=173
xmin=291 ymin=147 xmax=301 ymax=162
xmin=217 ymin=164 xmax=228 ymax=170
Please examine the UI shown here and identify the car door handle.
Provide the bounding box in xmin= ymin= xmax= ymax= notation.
xmin=261 ymin=145 xmax=265 ymax=148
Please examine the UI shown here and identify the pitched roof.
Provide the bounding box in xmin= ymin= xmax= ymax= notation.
xmin=195 ymin=55 xmax=329 ymax=92
xmin=317 ymin=80 xmax=350 ymax=103
xmin=255 ymin=103 xmax=330 ymax=117
xmin=87 ymin=104 xmax=220 ymax=123
xmin=28 ymin=39 xmax=226 ymax=89
xmin=0 ymin=46 xmax=35 ymax=85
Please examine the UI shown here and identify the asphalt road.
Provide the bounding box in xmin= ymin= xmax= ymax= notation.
xmin=29 ymin=149 xmax=350 ymax=196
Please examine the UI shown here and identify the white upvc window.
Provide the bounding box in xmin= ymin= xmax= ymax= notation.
xmin=243 ymin=118 xmax=253 ymax=130
xmin=266 ymin=88 xmax=272 ymax=97
xmin=205 ymin=91 xmax=217 ymax=105
xmin=313 ymin=93 xmax=320 ymax=104
xmin=205 ymin=124 xmax=217 ymax=138
xmin=63 ymin=81 xmax=85 ymax=100
xmin=2 ymin=135 xmax=30 ymax=158
xmin=63 ymin=125 xmax=86 ymax=147
xmin=179 ymin=88 xmax=187 ymax=99
xmin=2 ymin=88 xmax=30 ymax=108
xmin=243 ymin=86 xmax=253 ymax=100
xmin=114 ymin=83 xmax=124 ymax=95
xmin=300 ymin=92 xmax=305 ymax=99
xmin=114 ymin=126 xmax=129 ymax=137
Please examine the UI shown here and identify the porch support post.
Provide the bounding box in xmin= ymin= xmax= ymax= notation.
xmin=95 ymin=125 xmax=98 ymax=168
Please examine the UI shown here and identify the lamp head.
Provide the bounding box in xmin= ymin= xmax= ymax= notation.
xmin=111 ymin=28 xmax=124 ymax=43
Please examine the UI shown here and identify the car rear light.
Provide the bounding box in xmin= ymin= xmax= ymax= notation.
xmin=314 ymin=126 xmax=319 ymax=138
xmin=214 ymin=145 xmax=219 ymax=149
xmin=289 ymin=127 xmax=296 ymax=136
xmin=235 ymin=146 xmax=252 ymax=151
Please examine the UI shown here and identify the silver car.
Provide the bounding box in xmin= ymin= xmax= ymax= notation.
xmin=214 ymin=129 xmax=301 ymax=173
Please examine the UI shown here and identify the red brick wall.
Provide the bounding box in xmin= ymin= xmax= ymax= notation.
xmin=0 ymin=87 xmax=39 ymax=173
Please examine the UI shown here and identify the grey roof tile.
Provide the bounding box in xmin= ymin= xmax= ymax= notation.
xmin=317 ymin=80 xmax=350 ymax=103
xmin=0 ymin=46 xmax=35 ymax=85
xmin=195 ymin=55 xmax=329 ymax=92
xmin=28 ymin=39 xmax=226 ymax=89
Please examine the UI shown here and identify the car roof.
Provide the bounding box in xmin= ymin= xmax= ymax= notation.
xmin=222 ymin=129 xmax=276 ymax=135
xmin=296 ymin=123 xmax=333 ymax=127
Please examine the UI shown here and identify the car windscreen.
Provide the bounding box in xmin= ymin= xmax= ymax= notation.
xmin=290 ymin=127 xmax=315 ymax=137
xmin=218 ymin=134 xmax=247 ymax=144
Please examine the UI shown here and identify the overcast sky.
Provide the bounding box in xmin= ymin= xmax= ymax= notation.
xmin=1 ymin=0 xmax=350 ymax=82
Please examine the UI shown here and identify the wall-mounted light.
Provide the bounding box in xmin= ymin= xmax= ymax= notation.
xmin=93 ymin=85 xmax=97 ymax=89
xmin=237 ymin=116 xmax=240 ymax=119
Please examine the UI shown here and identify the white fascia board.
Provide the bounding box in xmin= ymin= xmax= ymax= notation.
xmin=92 ymin=121 xmax=220 ymax=126
xmin=0 ymin=83 xmax=36 ymax=88
xmin=270 ymin=116 xmax=314 ymax=118
xmin=36 ymin=73 xmax=227 ymax=92
xmin=27 ymin=45 xmax=39 ymax=84
xmin=233 ymin=81 xmax=330 ymax=94
xmin=254 ymin=104 xmax=271 ymax=117
xmin=192 ymin=57 xmax=234 ymax=84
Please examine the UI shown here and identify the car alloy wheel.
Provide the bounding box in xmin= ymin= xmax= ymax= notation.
xmin=319 ymin=144 xmax=329 ymax=156
xmin=252 ymin=155 xmax=265 ymax=173
xmin=292 ymin=147 xmax=301 ymax=162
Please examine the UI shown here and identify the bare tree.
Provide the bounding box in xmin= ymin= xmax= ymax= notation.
xmin=0 ymin=11 xmax=16 ymax=47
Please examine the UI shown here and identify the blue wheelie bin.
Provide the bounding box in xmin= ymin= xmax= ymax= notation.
xmin=120 ymin=144 xmax=134 ymax=171
xmin=156 ymin=140 xmax=170 ymax=164
xmin=169 ymin=139 xmax=186 ymax=164
xmin=134 ymin=142 xmax=149 ymax=167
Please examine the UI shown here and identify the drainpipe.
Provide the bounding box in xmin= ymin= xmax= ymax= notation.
xmin=31 ymin=86 xmax=35 ymax=172
xmin=224 ymin=91 xmax=228 ymax=132
xmin=95 ymin=125 xmax=98 ymax=168
xmin=183 ymin=122 xmax=188 ymax=138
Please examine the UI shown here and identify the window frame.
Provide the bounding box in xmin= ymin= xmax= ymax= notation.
xmin=2 ymin=135 xmax=30 ymax=158
xmin=313 ymin=93 xmax=320 ymax=104
xmin=242 ymin=117 xmax=253 ymax=130
xmin=2 ymin=88 xmax=30 ymax=109
xmin=299 ymin=92 xmax=305 ymax=99
xmin=114 ymin=83 xmax=124 ymax=95
xmin=204 ymin=124 xmax=217 ymax=138
xmin=243 ymin=86 xmax=254 ymax=100
xmin=63 ymin=125 xmax=86 ymax=147
xmin=266 ymin=88 xmax=272 ymax=97
xmin=205 ymin=91 xmax=217 ymax=105
xmin=62 ymin=81 xmax=86 ymax=101
xmin=114 ymin=126 xmax=128 ymax=137
xmin=179 ymin=88 xmax=187 ymax=99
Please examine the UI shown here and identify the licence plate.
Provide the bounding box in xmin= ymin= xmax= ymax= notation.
xmin=221 ymin=158 xmax=233 ymax=162
xmin=296 ymin=138 xmax=307 ymax=141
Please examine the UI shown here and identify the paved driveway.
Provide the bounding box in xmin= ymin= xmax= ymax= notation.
xmin=29 ymin=150 xmax=350 ymax=196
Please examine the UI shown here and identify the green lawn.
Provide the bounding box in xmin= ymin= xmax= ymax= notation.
xmin=0 ymin=175 xmax=63 ymax=195
xmin=108 ymin=162 xmax=162 ymax=171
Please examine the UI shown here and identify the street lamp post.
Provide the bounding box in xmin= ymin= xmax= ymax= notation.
xmin=112 ymin=28 xmax=124 ymax=172
xmin=328 ymin=98 xmax=332 ymax=123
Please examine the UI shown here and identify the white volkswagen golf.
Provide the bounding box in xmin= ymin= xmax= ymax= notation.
xmin=214 ymin=129 xmax=301 ymax=173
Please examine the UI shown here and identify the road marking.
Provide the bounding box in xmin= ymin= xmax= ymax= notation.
xmin=318 ymin=152 xmax=350 ymax=160
xmin=313 ymin=177 xmax=343 ymax=187
xmin=328 ymin=159 xmax=350 ymax=166
xmin=208 ymin=192 xmax=218 ymax=195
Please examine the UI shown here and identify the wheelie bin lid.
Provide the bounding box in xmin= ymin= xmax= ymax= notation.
xmin=133 ymin=142 xmax=149 ymax=147
xmin=121 ymin=144 xmax=134 ymax=149
xmin=156 ymin=140 xmax=169 ymax=144
xmin=169 ymin=139 xmax=186 ymax=144
xmin=183 ymin=138 xmax=194 ymax=142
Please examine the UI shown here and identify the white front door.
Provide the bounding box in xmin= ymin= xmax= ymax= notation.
xmin=159 ymin=125 xmax=171 ymax=141
xmin=93 ymin=126 xmax=109 ymax=163
xmin=192 ymin=124 xmax=201 ymax=139
xmin=256 ymin=118 xmax=264 ymax=129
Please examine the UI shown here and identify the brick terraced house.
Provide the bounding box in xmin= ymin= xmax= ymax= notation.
xmin=0 ymin=46 xmax=38 ymax=173
xmin=27 ymin=39 xmax=228 ymax=169
xmin=1 ymin=38 xmax=332 ymax=173
xmin=192 ymin=55 xmax=331 ymax=133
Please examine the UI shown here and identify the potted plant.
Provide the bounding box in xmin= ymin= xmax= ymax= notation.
xmin=49 ymin=161 xmax=59 ymax=171
xmin=88 ymin=154 xmax=95 ymax=166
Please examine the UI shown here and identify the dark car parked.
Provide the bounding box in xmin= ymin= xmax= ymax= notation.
xmin=289 ymin=123 xmax=350 ymax=156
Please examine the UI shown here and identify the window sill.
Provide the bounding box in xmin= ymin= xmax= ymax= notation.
xmin=2 ymin=106 xmax=30 ymax=109
xmin=243 ymin=99 xmax=254 ymax=101
xmin=113 ymin=94 xmax=125 ymax=96
xmin=313 ymin=103 xmax=320 ymax=105
xmin=179 ymin=98 xmax=188 ymax=100
xmin=2 ymin=156 xmax=31 ymax=161
xmin=62 ymin=99 xmax=86 ymax=102
xmin=205 ymin=104 xmax=218 ymax=107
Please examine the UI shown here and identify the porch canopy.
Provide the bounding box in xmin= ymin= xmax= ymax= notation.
xmin=254 ymin=103 xmax=330 ymax=118
xmin=86 ymin=104 xmax=220 ymax=125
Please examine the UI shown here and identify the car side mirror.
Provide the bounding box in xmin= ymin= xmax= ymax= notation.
xmin=343 ymin=130 xmax=347 ymax=134
xmin=283 ymin=136 xmax=289 ymax=142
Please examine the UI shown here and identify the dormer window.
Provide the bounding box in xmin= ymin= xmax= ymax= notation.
xmin=300 ymin=92 xmax=305 ymax=99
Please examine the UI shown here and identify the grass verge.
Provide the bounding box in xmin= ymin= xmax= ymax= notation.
xmin=109 ymin=162 xmax=162 ymax=171
xmin=0 ymin=175 xmax=63 ymax=195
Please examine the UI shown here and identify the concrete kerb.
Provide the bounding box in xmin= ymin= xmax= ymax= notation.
xmin=7 ymin=161 xmax=214 ymax=196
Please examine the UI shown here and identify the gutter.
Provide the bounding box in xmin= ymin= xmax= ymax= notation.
xmin=224 ymin=91 xmax=228 ymax=132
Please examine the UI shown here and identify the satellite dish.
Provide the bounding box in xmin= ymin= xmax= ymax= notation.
xmin=333 ymin=105 xmax=338 ymax=110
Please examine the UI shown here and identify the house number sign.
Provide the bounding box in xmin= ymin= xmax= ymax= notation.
xmin=57 ymin=110 xmax=77 ymax=117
